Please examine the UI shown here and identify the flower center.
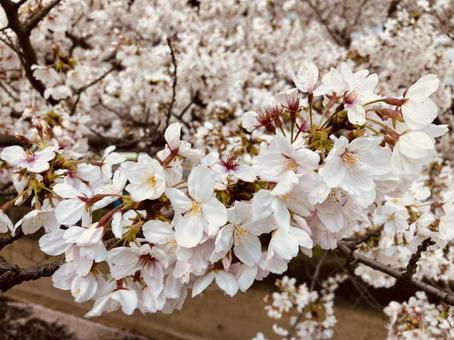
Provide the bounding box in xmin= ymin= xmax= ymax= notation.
xmin=328 ymin=189 xmax=340 ymax=203
xmin=25 ymin=152 xmax=35 ymax=162
xmin=138 ymin=254 xmax=155 ymax=269
xmin=190 ymin=201 xmax=202 ymax=216
xmin=233 ymin=225 xmax=247 ymax=244
xmin=221 ymin=153 xmax=239 ymax=171
xmin=341 ymin=150 xmax=357 ymax=168
xmin=344 ymin=90 xmax=358 ymax=105
xmin=147 ymin=175 xmax=157 ymax=187
xmin=286 ymin=158 xmax=297 ymax=171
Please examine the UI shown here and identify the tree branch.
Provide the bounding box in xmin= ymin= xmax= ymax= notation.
xmin=24 ymin=0 xmax=63 ymax=33
xmin=0 ymin=256 xmax=62 ymax=292
xmin=337 ymin=241 xmax=454 ymax=306
xmin=403 ymin=238 xmax=435 ymax=279
xmin=0 ymin=0 xmax=58 ymax=105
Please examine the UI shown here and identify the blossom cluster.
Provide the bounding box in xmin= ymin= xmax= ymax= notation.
xmin=0 ymin=0 xmax=452 ymax=148
xmin=255 ymin=274 xmax=347 ymax=340
xmin=354 ymin=159 xmax=454 ymax=289
xmin=0 ymin=62 xmax=449 ymax=318
xmin=384 ymin=291 xmax=454 ymax=339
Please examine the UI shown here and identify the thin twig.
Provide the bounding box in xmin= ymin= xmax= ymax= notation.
xmin=166 ymin=37 xmax=178 ymax=128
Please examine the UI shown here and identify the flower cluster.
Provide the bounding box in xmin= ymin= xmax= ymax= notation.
xmin=384 ymin=291 xmax=454 ymax=340
xmin=256 ymin=274 xmax=347 ymax=340
xmin=354 ymin=159 xmax=454 ymax=288
xmin=0 ymin=62 xmax=449 ymax=318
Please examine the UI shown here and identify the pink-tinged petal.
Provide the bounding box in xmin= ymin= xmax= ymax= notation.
xmin=215 ymin=271 xmax=238 ymax=297
xmin=192 ymin=271 xmax=215 ymax=297
xmin=0 ymin=145 xmax=26 ymax=166
xmin=268 ymin=135 xmax=294 ymax=156
xmin=235 ymin=233 xmax=261 ymax=265
xmin=241 ymin=111 xmax=260 ymax=132
xmin=227 ymin=201 xmax=251 ymax=225
xmin=188 ymin=166 xmax=215 ymax=202
xmin=201 ymin=197 xmax=227 ymax=230
xmin=271 ymin=171 xmax=298 ymax=196
xmin=27 ymin=160 xmax=50 ymax=173
xmin=175 ymin=213 xmax=204 ymax=248
xmin=318 ymin=210 xmax=344 ymax=232
xmin=126 ymin=183 xmax=154 ymax=202
xmin=71 ymin=274 xmax=97 ymax=303
xmin=111 ymin=212 xmax=123 ymax=239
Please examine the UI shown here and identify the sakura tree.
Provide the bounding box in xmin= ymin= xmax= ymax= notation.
xmin=0 ymin=1 xmax=453 ymax=339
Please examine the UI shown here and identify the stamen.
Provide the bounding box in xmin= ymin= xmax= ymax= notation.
xmin=341 ymin=150 xmax=357 ymax=168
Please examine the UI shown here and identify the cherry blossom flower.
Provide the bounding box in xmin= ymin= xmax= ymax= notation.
xmin=319 ymin=136 xmax=390 ymax=206
xmin=401 ymin=74 xmax=439 ymax=130
xmin=211 ymin=201 xmax=264 ymax=266
xmin=124 ymin=155 xmax=166 ymax=202
xmin=1 ymin=146 xmax=55 ymax=173
xmin=166 ymin=166 xmax=227 ymax=248
xmin=253 ymin=135 xmax=319 ymax=195
xmin=289 ymin=62 xmax=319 ymax=93
xmin=85 ymin=283 xmax=138 ymax=317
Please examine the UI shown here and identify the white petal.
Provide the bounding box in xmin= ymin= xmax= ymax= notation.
xmin=319 ymin=157 xmax=345 ymax=188
xmin=165 ymin=188 xmax=192 ymax=212
xmin=165 ymin=122 xmax=182 ymax=150
xmin=237 ymin=265 xmax=257 ymax=292
xmin=188 ymin=166 xmax=215 ymax=202
xmin=53 ymin=183 xmax=81 ymax=199
xmin=202 ymin=197 xmax=228 ymax=229
xmin=251 ymin=190 xmax=274 ymax=222
xmin=55 ymin=199 xmax=85 ymax=225
xmin=175 ymin=213 xmax=204 ymax=248
xmin=1 ymin=145 xmax=26 ymax=166
xmin=39 ymin=229 xmax=71 ymax=255
xmin=113 ymin=289 xmax=138 ymax=315
xmin=269 ymin=228 xmax=299 ymax=260
xmin=215 ymin=271 xmax=238 ymax=297
xmin=142 ymin=220 xmax=174 ymax=244
xmin=192 ymin=271 xmax=215 ymax=297
xmin=290 ymin=226 xmax=314 ymax=249
xmin=234 ymin=233 xmax=261 ymax=265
